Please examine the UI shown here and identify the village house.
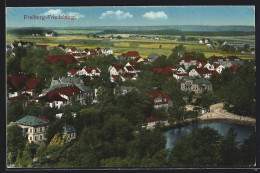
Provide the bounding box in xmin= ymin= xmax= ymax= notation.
xmin=213 ymin=63 xmax=225 ymax=74
xmin=121 ymin=51 xmax=140 ymax=60
xmin=7 ymin=73 xmax=41 ymax=98
xmin=45 ymin=33 xmax=53 ymax=37
xmin=34 ymin=45 xmax=52 ymax=51
xmin=87 ymin=50 xmax=99 ymax=56
xmin=63 ymin=125 xmax=76 ymax=142
xmin=142 ymin=116 xmax=168 ymax=128
xmin=36 ymin=85 xmax=93 ymax=108
xmin=117 ymin=86 xmax=138 ymax=95
xmin=67 ymin=69 xmax=80 ymax=77
xmin=189 ymin=68 xmax=212 ymax=79
xmin=147 ymin=91 xmax=173 ymax=113
xmin=108 ymin=64 xmax=125 ymax=76
xmin=76 ymin=67 xmax=101 ymax=77
xmin=45 ymin=54 xmax=80 ymax=65
xmin=181 ymin=77 xmax=212 ymax=94
xmin=70 ymin=53 xmax=87 ymax=59
xmin=14 ymin=116 xmax=49 ymax=144
xmin=179 ymin=56 xmax=199 ymax=69
xmin=124 ymin=62 xmax=141 ymax=73
xmin=110 ymin=75 xmax=126 ymax=83
xmin=147 ymin=54 xmax=160 ymax=63
xmin=173 ymin=73 xmax=189 ymax=80
xmin=101 ymin=48 xmax=113 ymax=56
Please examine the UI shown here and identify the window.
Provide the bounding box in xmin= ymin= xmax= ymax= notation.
xmin=34 ymin=128 xmax=36 ymax=133
xmin=30 ymin=137 xmax=32 ymax=141
xmin=40 ymin=128 xmax=42 ymax=132
xmin=40 ymin=136 xmax=42 ymax=140
xmin=35 ymin=136 xmax=37 ymax=141
xmin=30 ymin=129 xmax=32 ymax=133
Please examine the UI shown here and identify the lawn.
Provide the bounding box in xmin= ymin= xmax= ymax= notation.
xmin=6 ymin=34 xmax=255 ymax=59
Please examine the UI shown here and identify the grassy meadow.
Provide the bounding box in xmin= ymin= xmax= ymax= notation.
xmin=6 ymin=32 xmax=255 ymax=59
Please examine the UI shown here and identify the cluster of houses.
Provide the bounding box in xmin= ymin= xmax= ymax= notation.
xmin=7 ymin=40 xmax=250 ymax=142
xmin=9 ymin=115 xmax=76 ymax=144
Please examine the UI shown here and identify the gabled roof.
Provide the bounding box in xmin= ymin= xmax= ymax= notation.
xmin=230 ymin=65 xmax=241 ymax=72
xmin=111 ymin=75 xmax=121 ymax=79
xmin=125 ymin=72 xmax=136 ymax=77
xmin=63 ymin=125 xmax=76 ymax=133
xmin=15 ymin=116 xmax=49 ymax=127
xmin=210 ymin=70 xmax=220 ymax=76
xmin=125 ymin=66 xmax=135 ymax=71
xmin=111 ymin=64 xmax=124 ymax=71
xmin=196 ymin=61 xmax=207 ymax=67
xmin=84 ymin=67 xmax=100 ymax=73
xmin=8 ymin=93 xmax=30 ymax=101
xmin=67 ymin=69 xmax=80 ymax=75
xmin=70 ymin=47 xmax=77 ymax=52
xmin=7 ymin=73 xmax=27 ymax=88
xmin=121 ymin=51 xmax=139 ymax=57
xmin=147 ymin=91 xmax=171 ymax=105
xmin=213 ymin=63 xmax=220 ymax=68
xmin=145 ymin=116 xmax=167 ymax=122
xmin=26 ymin=78 xmax=40 ymax=89
xmin=181 ymin=56 xmax=198 ymax=62
xmin=45 ymin=54 xmax=79 ymax=65
xmin=194 ymin=68 xmax=211 ymax=74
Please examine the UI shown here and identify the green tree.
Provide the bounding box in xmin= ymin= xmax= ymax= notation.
xmin=7 ymin=100 xmax=24 ymax=124
xmin=169 ymin=127 xmax=223 ymax=167
xmin=7 ymin=125 xmax=26 ymax=164
xmin=239 ymin=132 xmax=256 ymax=166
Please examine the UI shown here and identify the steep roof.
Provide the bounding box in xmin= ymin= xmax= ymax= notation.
xmin=194 ymin=68 xmax=211 ymax=74
xmin=45 ymin=54 xmax=79 ymax=65
xmin=181 ymin=56 xmax=198 ymax=62
xmin=67 ymin=69 xmax=80 ymax=75
xmin=121 ymin=51 xmax=139 ymax=57
xmin=147 ymin=91 xmax=171 ymax=105
xmin=26 ymin=78 xmax=40 ymax=90
xmin=84 ymin=67 xmax=101 ymax=73
xmin=8 ymin=93 xmax=30 ymax=101
xmin=210 ymin=71 xmax=220 ymax=76
xmin=111 ymin=64 xmax=124 ymax=71
xmin=15 ymin=116 xmax=49 ymax=127
xmin=125 ymin=72 xmax=136 ymax=77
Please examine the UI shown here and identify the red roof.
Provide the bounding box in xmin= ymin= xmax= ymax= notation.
xmin=227 ymin=56 xmax=240 ymax=61
xmin=174 ymin=73 xmax=188 ymax=76
xmin=84 ymin=67 xmax=100 ymax=73
xmin=181 ymin=56 xmax=198 ymax=62
xmin=125 ymin=66 xmax=135 ymax=71
xmin=8 ymin=93 xmax=30 ymax=100
xmin=71 ymin=47 xmax=77 ymax=52
xmin=196 ymin=61 xmax=207 ymax=67
xmin=90 ymin=51 xmax=98 ymax=55
xmin=121 ymin=51 xmax=139 ymax=57
xmin=195 ymin=68 xmax=211 ymax=74
xmin=147 ymin=91 xmax=171 ymax=105
xmin=45 ymin=54 xmax=80 ymax=65
xmin=153 ymin=66 xmax=178 ymax=76
xmin=96 ymin=47 xmax=101 ymax=51
xmin=210 ymin=70 xmax=220 ymax=76
xmin=145 ymin=116 xmax=167 ymax=122
xmin=36 ymin=45 xmax=49 ymax=49
xmin=26 ymin=78 xmax=40 ymax=90
xmin=7 ymin=73 xmax=27 ymax=88
xmin=39 ymin=116 xmax=49 ymax=122
xmin=213 ymin=63 xmax=220 ymax=68
xmin=111 ymin=64 xmax=124 ymax=72
xmin=125 ymin=72 xmax=136 ymax=77
xmin=230 ymin=65 xmax=241 ymax=72
xmin=7 ymin=73 xmax=40 ymax=90
xmin=112 ymin=75 xmax=120 ymax=79
xmin=67 ymin=69 xmax=79 ymax=75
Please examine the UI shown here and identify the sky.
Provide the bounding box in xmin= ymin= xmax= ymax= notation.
xmin=6 ymin=6 xmax=255 ymax=27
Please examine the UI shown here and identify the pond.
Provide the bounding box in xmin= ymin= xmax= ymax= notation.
xmin=163 ymin=122 xmax=255 ymax=149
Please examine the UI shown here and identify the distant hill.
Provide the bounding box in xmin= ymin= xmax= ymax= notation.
xmin=44 ymin=25 xmax=255 ymax=32
xmin=7 ymin=27 xmax=58 ymax=36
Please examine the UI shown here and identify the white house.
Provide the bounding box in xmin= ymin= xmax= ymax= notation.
xmin=45 ymin=33 xmax=53 ymax=37
xmin=189 ymin=68 xmax=211 ymax=79
xmin=110 ymin=75 xmax=126 ymax=83
xmin=77 ymin=67 xmax=101 ymax=77
xmin=179 ymin=57 xmax=198 ymax=69
xmin=101 ymin=48 xmax=113 ymax=55
xmin=108 ymin=64 xmax=125 ymax=76
xmin=143 ymin=116 xmax=168 ymax=128
xmin=147 ymin=91 xmax=173 ymax=113
xmin=63 ymin=125 xmax=76 ymax=142
xmin=14 ymin=116 xmax=49 ymax=144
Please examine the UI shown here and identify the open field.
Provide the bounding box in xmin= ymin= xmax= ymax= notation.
xmin=6 ymin=34 xmax=255 ymax=59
